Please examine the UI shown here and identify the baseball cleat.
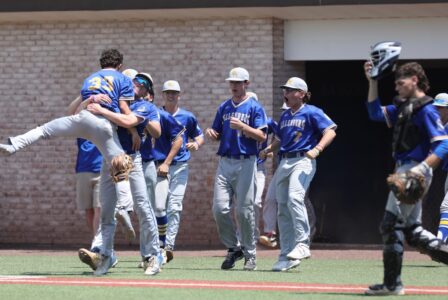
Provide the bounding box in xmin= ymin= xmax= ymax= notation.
xmin=0 ymin=143 xmax=16 ymax=156
xmin=286 ymin=243 xmax=311 ymax=260
xmin=78 ymin=248 xmax=101 ymax=270
xmin=221 ymin=248 xmax=244 ymax=270
xmin=93 ymin=255 xmax=112 ymax=276
xmin=243 ymin=257 xmax=257 ymax=271
xmin=143 ymin=255 xmax=161 ymax=276
xmin=115 ymin=208 xmax=136 ymax=241
xmin=365 ymin=284 xmax=405 ymax=296
xmin=165 ymin=246 xmax=174 ymax=263
xmin=272 ymin=259 xmax=301 ymax=272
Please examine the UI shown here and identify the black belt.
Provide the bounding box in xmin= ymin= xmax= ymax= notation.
xmin=221 ymin=154 xmax=253 ymax=160
xmin=280 ymin=152 xmax=306 ymax=159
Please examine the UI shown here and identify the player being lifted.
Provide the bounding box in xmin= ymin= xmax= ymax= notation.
xmin=0 ymin=48 xmax=135 ymax=213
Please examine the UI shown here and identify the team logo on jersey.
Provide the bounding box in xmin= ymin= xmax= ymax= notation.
xmin=293 ymin=131 xmax=302 ymax=142
xmin=223 ymin=112 xmax=250 ymax=124
xmin=280 ymin=118 xmax=305 ymax=130
xmin=136 ymin=106 xmax=147 ymax=113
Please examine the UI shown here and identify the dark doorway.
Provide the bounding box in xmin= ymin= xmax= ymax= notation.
xmin=306 ymin=60 xmax=448 ymax=244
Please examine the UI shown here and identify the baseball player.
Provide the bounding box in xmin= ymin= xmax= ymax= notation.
xmin=432 ymin=93 xmax=448 ymax=243
xmin=151 ymin=80 xmax=204 ymax=263
xmin=78 ymin=71 xmax=163 ymax=276
xmin=205 ymin=67 xmax=268 ymax=271
xmin=262 ymin=77 xmax=336 ymax=272
xmin=139 ymin=89 xmax=185 ymax=264
xmin=0 ymin=49 xmax=135 ymax=223
xmin=364 ymin=57 xmax=448 ymax=295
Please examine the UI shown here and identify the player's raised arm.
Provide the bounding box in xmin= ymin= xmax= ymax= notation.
xmin=87 ymin=103 xmax=141 ymax=128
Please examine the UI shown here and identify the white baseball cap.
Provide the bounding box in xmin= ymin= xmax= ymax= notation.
xmin=433 ymin=93 xmax=448 ymax=107
xmin=122 ymin=68 xmax=138 ymax=80
xmin=280 ymin=77 xmax=308 ymax=92
xmin=162 ymin=80 xmax=181 ymax=92
xmin=226 ymin=67 xmax=250 ymax=81
xmin=246 ymin=91 xmax=258 ymax=101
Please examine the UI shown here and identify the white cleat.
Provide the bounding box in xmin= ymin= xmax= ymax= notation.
xmin=143 ymin=255 xmax=161 ymax=276
xmin=286 ymin=243 xmax=311 ymax=260
xmin=0 ymin=143 xmax=16 ymax=156
xmin=272 ymin=259 xmax=301 ymax=272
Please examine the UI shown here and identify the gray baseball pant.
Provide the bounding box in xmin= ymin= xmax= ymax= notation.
xmin=7 ymin=110 xmax=132 ymax=206
xmin=91 ymin=153 xmax=160 ymax=258
xmin=212 ymin=156 xmax=257 ymax=259
xmin=276 ymin=156 xmax=315 ymax=261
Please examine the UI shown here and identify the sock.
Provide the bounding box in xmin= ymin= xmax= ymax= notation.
xmin=437 ymin=212 xmax=448 ymax=242
xmin=156 ymin=215 xmax=168 ymax=248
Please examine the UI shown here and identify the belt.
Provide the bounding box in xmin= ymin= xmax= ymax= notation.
xmin=222 ymin=154 xmax=253 ymax=160
xmin=280 ymin=152 xmax=306 ymax=159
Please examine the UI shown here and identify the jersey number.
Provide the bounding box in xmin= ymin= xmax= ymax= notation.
xmin=88 ymin=76 xmax=114 ymax=92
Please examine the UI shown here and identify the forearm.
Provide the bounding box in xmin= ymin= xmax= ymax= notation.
xmin=146 ymin=121 xmax=161 ymax=138
xmin=194 ymin=135 xmax=205 ymax=147
xmin=67 ymin=95 xmax=82 ymax=115
xmin=264 ymin=139 xmax=280 ymax=154
xmin=119 ymin=101 xmax=132 ymax=115
xmin=241 ymin=124 xmax=266 ymax=142
xmin=367 ymin=80 xmax=379 ymax=102
xmin=99 ymin=109 xmax=139 ymax=128
xmin=164 ymin=136 xmax=182 ymax=165
xmin=316 ymin=129 xmax=336 ymax=151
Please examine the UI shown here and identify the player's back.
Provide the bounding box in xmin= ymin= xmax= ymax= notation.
xmin=81 ymin=69 xmax=134 ymax=113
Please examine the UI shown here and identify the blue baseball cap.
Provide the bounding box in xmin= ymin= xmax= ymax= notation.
xmin=433 ymin=93 xmax=448 ymax=107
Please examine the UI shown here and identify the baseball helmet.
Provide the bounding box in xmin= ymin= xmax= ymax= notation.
xmin=369 ymin=41 xmax=402 ymax=80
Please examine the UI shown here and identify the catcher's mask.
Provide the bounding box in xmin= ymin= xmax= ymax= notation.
xmin=369 ymin=41 xmax=402 ymax=80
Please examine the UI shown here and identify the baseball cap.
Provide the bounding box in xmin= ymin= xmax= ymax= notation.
xmin=247 ymin=91 xmax=258 ymax=101
xmin=280 ymin=77 xmax=308 ymax=92
xmin=226 ymin=67 xmax=250 ymax=81
xmin=134 ymin=72 xmax=153 ymax=91
xmin=162 ymin=80 xmax=181 ymax=92
xmin=122 ymin=68 xmax=138 ymax=80
xmin=433 ymin=93 xmax=448 ymax=107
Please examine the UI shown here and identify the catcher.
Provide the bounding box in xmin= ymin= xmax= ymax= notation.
xmin=364 ymin=42 xmax=448 ymax=296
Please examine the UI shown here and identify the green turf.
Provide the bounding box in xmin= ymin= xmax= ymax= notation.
xmin=0 ymin=254 xmax=447 ymax=300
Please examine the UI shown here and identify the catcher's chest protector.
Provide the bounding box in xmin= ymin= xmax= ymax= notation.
xmin=392 ymin=96 xmax=433 ymax=155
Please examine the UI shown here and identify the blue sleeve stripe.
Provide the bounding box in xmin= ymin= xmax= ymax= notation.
xmin=322 ymin=124 xmax=337 ymax=133
xmin=171 ymin=128 xmax=186 ymax=143
xmin=119 ymin=96 xmax=134 ymax=101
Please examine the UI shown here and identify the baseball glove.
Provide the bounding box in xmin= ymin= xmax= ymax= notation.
xmin=110 ymin=154 xmax=134 ymax=182
xmin=386 ymin=171 xmax=426 ymax=204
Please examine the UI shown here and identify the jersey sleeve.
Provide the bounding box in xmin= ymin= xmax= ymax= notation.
xmin=186 ymin=114 xmax=203 ymax=139
xmin=421 ymin=107 xmax=448 ymax=143
xmin=211 ymin=105 xmax=223 ymax=134
xmin=118 ymin=76 xmax=135 ymax=101
xmin=251 ymin=103 xmax=268 ymax=132
xmin=311 ymin=107 xmax=337 ymax=133
xmin=366 ymin=98 xmax=397 ymax=127
xmin=133 ymin=103 xmax=160 ymax=124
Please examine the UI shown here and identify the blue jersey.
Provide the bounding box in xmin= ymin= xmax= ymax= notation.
xmin=75 ymin=138 xmax=102 ymax=173
xmin=257 ymin=118 xmax=278 ymax=164
xmin=116 ymin=100 xmax=160 ymax=155
xmin=162 ymin=107 xmax=203 ymax=162
xmin=276 ymin=104 xmax=336 ymax=155
xmin=141 ymin=108 xmax=185 ymax=162
xmin=367 ymin=98 xmax=448 ymax=162
xmin=80 ymin=69 xmax=134 ymax=113
xmin=211 ymin=96 xmax=267 ymax=156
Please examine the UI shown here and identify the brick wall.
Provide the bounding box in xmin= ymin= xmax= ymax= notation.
xmin=0 ymin=17 xmax=293 ymax=248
